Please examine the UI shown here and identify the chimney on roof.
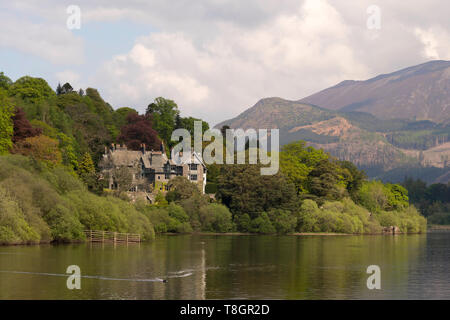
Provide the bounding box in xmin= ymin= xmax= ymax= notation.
xmin=142 ymin=143 xmax=146 ymax=154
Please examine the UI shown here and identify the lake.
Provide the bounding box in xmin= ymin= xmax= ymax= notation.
xmin=0 ymin=231 xmax=449 ymax=299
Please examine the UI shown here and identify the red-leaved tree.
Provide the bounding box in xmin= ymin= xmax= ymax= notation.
xmin=118 ymin=113 xmax=161 ymax=151
xmin=12 ymin=108 xmax=42 ymax=143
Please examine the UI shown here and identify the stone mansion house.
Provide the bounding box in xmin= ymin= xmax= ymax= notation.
xmin=100 ymin=144 xmax=207 ymax=195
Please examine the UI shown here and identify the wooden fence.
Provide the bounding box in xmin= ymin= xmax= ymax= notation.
xmin=84 ymin=230 xmax=141 ymax=244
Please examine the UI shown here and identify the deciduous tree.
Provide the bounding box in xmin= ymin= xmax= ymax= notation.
xmin=12 ymin=135 xmax=62 ymax=166
xmin=118 ymin=113 xmax=160 ymax=151
xmin=12 ymin=108 xmax=42 ymax=143
xmin=0 ymin=89 xmax=14 ymax=154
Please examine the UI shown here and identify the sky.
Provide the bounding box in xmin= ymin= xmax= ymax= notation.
xmin=1 ymin=0 xmax=449 ymax=126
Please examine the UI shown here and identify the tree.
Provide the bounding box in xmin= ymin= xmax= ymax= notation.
xmin=167 ymin=176 xmax=202 ymax=201
xmin=280 ymin=141 xmax=328 ymax=193
xmin=0 ymin=72 xmax=12 ymax=90
xmin=145 ymin=97 xmax=180 ymax=147
xmin=56 ymin=83 xmax=63 ymax=95
xmin=385 ymin=183 xmax=409 ymax=210
xmin=113 ymin=107 xmax=138 ymax=130
xmin=12 ymin=135 xmax=62 ymax=166
xmin=216 ymin=164 xmax=299 ymax=219
xmin=338 ymin=160 xmax=366 ymax=200
xmin=198 ymin=203 xmax=234 ymax=232
xmin=179 ymin=117 xmax=210 ymax=137
xmin=12 ymin=108 xmax=42 ymax=143
xmin=117 ymin=113 xmax=160 ymax=151
xmin=358 ymin=181 xmax=389 ymax=212
xmin=110 ymin=167 xmax=133 ymax=192
xmin=9 ymin=76 xmax=56 ymax=103
xmin=61 ymin=82 xmax=74 ymax=94
xmin=306 ymin=159 xmax=344 ymax=201
xmin=0 ymin=89 xmax=14 ymax=154
xmin=78 ymin=152 xmax=95 ymax=176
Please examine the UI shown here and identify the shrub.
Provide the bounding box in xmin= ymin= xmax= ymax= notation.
xmin=234 ymin=214 xmax=251 ymax=232
xmin=0 ymin=154 xmax=155 ymax=243
xmin=0 ymin=186 xmax=40 ymax=243
xmin=198 ymin=203 xmax=234 ymax=232
xmin=249 ymin=212 xmax=276 ymax=234
xmin=297 ymin=200 xmax=320 ymax=232
xmin=267 ymin=209 xmax=297 ymax=234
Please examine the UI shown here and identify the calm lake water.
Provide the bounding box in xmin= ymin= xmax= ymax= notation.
xmin=0 ymin=231 xmax=449 ymax=300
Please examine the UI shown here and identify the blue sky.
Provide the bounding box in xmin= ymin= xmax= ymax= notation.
xmin=1 ymin=0 xmax=449 ymax=126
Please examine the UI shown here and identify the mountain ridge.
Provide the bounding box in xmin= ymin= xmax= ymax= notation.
xmin=299 ymin=60 xmax=450 ymax=123
xmin=216 ymin=61 xmax=450 ymax=183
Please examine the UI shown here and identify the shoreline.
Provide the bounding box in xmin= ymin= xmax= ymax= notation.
xmin=2 ymin=229 xmax=442 ymax=246
xmin=428 ymin=224 xmax=450 ymax=230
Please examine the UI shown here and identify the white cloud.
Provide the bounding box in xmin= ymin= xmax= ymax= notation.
xmin=95 ymin=0 xmax=368 ymax=125
xmin=54 ymin=70 xmax=82 ymax=90
xmin=0 ymin=11 xmax=84 ymax=65
xmin=414 ymin=27 xmax=450 ymax=60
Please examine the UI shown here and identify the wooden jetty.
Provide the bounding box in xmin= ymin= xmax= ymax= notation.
xmin=84 ymin=230 xmax=141 ymax=244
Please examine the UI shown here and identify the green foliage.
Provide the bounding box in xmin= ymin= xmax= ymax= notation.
xmin=402 ymin=177 xmax=450 ymax=225
xmin=306 ymin=159 xmax=347 ymax=202
xmin=384 ymin=183 xmax=409 ymax=210
xmin=249 ymin=212 xmax=276 ymax=234
xmin=113 ymin=107 xmax=138 ymax=136
xmin=234 ymin=213 xmax=251 ymax=232
xmin=280 ymin=141 xmax=328 ymax=193
xmin=375 ymin=206 xmax=426 ymax=233
xmin=146 ymin=97 xmax=180 ymax=148
xmin=0 ymin=72 xmax=12 ymax=90
xmin=216 ymin=164 xmax=298 ymax=219
xmin=0 ymin=186 xmax=40 ymax=243
xmin=155 ymin=191 xmax=168 ymax=205
xmin=297 ymin=198 xmax=381 ymax=234
xmin=338 ymin=160 xmax=366 ymax=200
xmin=267 ymin=208 xmax=297 ymax=234
xmin=205 ymin=183 xmax=218 ymax=194
xmin=0 ymin=89 xmax=14 ymax=154
xmin=198 ymin=203 xmax=234 ymax=232
xmin=178 ymin=116 xmax=210 ymax=140
xmin=136 ymin=202 xmax=191 ymax=233
xmin=167 ymin=176 xmax=202 ymax=201
xmin=12 ymin=135 xmax=62 ymax=167
xmin=0 ymin=155 xmax=155 ymax=243
xmin=358 ymin=181 xmax=409 ymax=213
xmin=78 ymin=152 xmax=95 ymax=176
xmin=9 ymin=76 xmax=56 ymax=103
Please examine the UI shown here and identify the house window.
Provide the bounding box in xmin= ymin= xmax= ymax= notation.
xmin=189 ymin=163 xmax=198 ymax=171
xmin=190 ymin=174 xmax=197 ymax=181
xmin=165 ymin=173 xmax=170 ymax=179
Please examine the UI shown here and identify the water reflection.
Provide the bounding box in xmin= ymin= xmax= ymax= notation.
xmin=0 ymin=232 xmax=449 ymax=300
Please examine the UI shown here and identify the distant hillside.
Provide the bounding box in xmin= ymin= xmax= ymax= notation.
xmin=299 ymin=60 xmax=450 ymax=124
xmin=216 ymin=96 xmax=450 ymax=183
xmin=216 ymin=97 xmax=335 ymax=130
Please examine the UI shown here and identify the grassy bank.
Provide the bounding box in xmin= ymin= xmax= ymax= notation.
xmin=0 ymin=155 xmax=155 ymax=244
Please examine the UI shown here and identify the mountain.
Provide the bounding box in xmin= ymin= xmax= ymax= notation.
xmin=216 ymin=64 xmax=450 ymax=183
xmin=299 ymin=60 xmax=450 ymax=124
xmin=217 ymin=98 xmax=421 ymax=171
xmin=216 ymin=97 xmax=335 ymax=130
